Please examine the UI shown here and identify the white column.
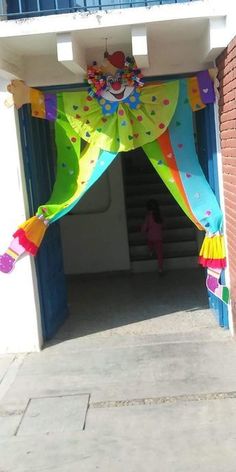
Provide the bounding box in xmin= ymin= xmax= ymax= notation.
xmin=0 ymin=77 xmax=43 ymax=353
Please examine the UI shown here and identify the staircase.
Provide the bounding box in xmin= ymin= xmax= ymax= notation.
xmin=122 ymin=149 xmax=199 ymax=272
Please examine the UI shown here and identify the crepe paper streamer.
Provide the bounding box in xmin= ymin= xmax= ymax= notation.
xmin=142 ymin=139 xmax=195 ymax=222
xmin=30 ymin=88 xmax=46 ymax=119
xmin=51 ymin=147 xmax=118 ymax=223
xmin=45 ymin=93 xmax=57 ymax=121
xmin=36 ymin=95 xmax=118 ymax=223
xmin=62 ymin=81 xmax=179 ymax=153
xmin=82 ymin=149 xmax=117 ymax=199
xmin=199 ymin=234 xmax=226 ymax=269
xmin=35 ymin=94 xmax=83 ymax=221
xmin=157 ymin=130 xmax=204 ymax=230
xmin=206 ymin=268 xmax=230 ymax=305
xmin=48 ymin=142 xmax=101 ymax=223
xmin=187 ymin=77 xmax=205 ymax=112
xmin=196 ymin=70 xmax=215 ymax=104
xmin=168 ymin=79 xmax=223 ymax=235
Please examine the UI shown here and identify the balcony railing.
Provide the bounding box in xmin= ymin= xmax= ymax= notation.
xmin=1 ymin=0 xmax=198 ymax=19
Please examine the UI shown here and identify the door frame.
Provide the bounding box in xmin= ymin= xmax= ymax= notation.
xmin=196 ymin=104 xmax=229 ymax=328
xmin=18 ymin=106 xmax=69 ymax=340
xmin=18 ymin=76 xmax=228 ymax=341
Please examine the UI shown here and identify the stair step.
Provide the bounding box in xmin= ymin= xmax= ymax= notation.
xmin=127 ymin=215 xmax=194 ymax=232
xmin=126 ymin=192 xmax=174 ymax=207
xmin=130 ymin=240 xmax=197 ymax=260
xmin=129 ymin=227 xmax=196 ymax=244
xmin=127 ymin=204 xmax=185 ymax=219
xmin=125 ymin=173 xmax=162 ymax=185
xmin=125 ymin=183 xmax=167 ymax=196
xmin=122 ymin=152 xmax=198 ymax=268
xmin=131 ymin=256 xmax=198 ymax=272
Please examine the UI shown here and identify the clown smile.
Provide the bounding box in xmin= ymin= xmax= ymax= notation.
xmin=110 ymin=90 xmax=125 ymax=100
xmin=101 ymin=84 xmax=135 ymax=103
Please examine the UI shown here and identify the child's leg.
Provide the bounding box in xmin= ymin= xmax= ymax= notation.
xmin=147 ymin=240 xmax=155 ymax=256
xmin=154 ymin=240 xmax=164 ymax=272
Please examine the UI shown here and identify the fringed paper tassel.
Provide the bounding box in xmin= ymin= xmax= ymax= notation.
xmin=199 ymin=233 xmax=229 ymax=305
xmin=13 ymin=216 xmax=48 ymax=255
xmin=199 ymin=233 xmax=226 ymax=269
xmin=0 ymin=216 xmax=48 ymax=274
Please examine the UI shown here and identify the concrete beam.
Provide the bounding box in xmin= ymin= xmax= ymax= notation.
xmin=56 ymin=32 xmax=86 ymax=75
xmin=205 ymin=16 xmax=227 ymax=62
xmin=0 ymin=58 xmax=21 ymax=79
xmin=0 ymin=45 xmax=23 ymax=79
xmin=131 ymin=25 xmax=149 ymax=69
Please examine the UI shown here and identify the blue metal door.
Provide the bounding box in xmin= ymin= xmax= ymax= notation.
xmin=196 ymin=105 xmax=229 ymax=328
xmin=19 ymin=107 xmax=69 ymax=340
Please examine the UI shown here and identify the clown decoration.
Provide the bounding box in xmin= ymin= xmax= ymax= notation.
xmin=0 ymin=50 xmax=229 ymax=305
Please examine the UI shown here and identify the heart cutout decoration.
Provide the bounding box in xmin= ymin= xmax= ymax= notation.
xmin=107 ymin=51 xmax=125 ymax=69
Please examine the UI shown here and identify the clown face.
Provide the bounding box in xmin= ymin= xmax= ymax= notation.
xmin=100 ymin=74 xmax=135 ymax=102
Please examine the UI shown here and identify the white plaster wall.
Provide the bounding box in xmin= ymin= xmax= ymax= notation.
xmin=60 ymin=156 xmax=130 ymax=274
xmin=0 ymin=77 xmax=43 ymax=353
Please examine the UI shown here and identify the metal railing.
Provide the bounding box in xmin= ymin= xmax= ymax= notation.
xmin=1 ymin=0 xmax=198 ymax=19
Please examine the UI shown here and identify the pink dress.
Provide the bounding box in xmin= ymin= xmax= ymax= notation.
xmin=142 ymin=212 xmax=163 ymax=242
xmin=142 ymin=211 xmax=163 ymax=271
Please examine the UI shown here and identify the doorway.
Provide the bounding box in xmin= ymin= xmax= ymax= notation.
xmin=18 ymin=86 xmax=228 ymax=342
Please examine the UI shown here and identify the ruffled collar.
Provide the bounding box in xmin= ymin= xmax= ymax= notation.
xmin=97 ymin=88 xmax=141 ymax=116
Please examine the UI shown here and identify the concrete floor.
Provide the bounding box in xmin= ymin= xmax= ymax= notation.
xmin=56 ymin=267 xmax=216 ymax=340
xmin=1 ymin=268 xmax=236 ymax=472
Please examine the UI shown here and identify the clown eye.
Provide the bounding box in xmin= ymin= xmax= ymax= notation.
xmin=107 ymin=76 xmax=114 ymax=85
xmin=115 ymin=74 xmax=122 ymax=83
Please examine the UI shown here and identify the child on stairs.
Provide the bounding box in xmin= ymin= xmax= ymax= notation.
xmin=141 ymin=199 xmax=164 ymax=274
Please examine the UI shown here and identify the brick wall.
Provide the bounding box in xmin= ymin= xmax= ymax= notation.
xmin=216 ymin=37 xmax=236 ymax=328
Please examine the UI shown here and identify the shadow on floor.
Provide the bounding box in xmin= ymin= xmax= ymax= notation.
xmin=48 ymin=268 xmax=210 ymax=345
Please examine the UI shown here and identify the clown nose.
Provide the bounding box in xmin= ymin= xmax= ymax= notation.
xmin=111 ymin=81 xmax=121 ymax=91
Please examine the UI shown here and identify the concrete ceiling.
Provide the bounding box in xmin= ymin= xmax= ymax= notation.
xmin=1 ymin=18 xmax=208 ymax=57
